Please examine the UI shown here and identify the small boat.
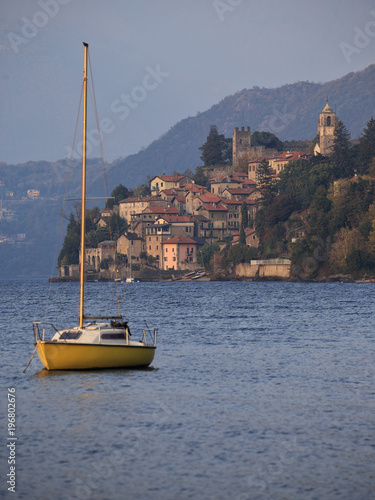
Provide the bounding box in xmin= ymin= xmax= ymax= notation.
xmin=30 ymin=43 xmax=157 ymax=371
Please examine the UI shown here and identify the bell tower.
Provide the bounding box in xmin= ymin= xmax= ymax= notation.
xmin=233 ymin=126 xmax=251 ymax=170
xmin=314 ymin=101 xmax=337 ymax=156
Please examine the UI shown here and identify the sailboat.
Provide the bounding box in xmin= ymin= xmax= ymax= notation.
xmin=31 ymin=43 xmax=157 ymax=371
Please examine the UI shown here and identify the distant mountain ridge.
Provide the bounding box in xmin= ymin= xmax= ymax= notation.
xmin=106 ymin=64 xmax=375 ymax=189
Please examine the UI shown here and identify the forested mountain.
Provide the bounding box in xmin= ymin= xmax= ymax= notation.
xmin=107 ymin=64 xmax=375 ymax=188
xmin=1 ymin=64 xmax=374 ymax=196
xmin=1 ymin=64 xmax=375 ymax=278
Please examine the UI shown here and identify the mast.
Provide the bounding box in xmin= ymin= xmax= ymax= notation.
xmin=79 ymin=42 xmax=88 ymax=328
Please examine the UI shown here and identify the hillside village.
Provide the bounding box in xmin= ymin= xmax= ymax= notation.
xmin=59 ymin=101 xmax=362 ymax=281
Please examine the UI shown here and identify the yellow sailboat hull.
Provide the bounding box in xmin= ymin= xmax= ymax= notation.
xmin=36 ymin=341 xmax=156 ymax=371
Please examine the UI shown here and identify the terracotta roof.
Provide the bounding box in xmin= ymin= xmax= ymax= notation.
xmin=198 ymin=203 xmax=227 ymax=212
xmin=182 ymin=183 xmax=206 ymax=192
xmin=221 ymin=199 xmax=243 ymax=205
xmin=160 ymin=188 xmax=184 ymax=195
xmin=242 ymin=179 xmax=257 ymax=185
xmin=198 ymin=192 xmax=221 ymax=203
xmin=162 ymin=236 xmax=197 ymax=245
xmin=173 ymin=196 xmax=187 ymax=203
xmin=192 ymin=214 xmax=209 ymax=222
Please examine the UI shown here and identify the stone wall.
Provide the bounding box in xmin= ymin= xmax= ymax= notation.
xmin=236 ymin=259 xmax=291 ymax=279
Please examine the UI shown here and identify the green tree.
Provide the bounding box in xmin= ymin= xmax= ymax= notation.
xmin=358 ymin=117 xmax=375 ymax=174
xmin=241 ymin=201 xmax=248 ymax=229
xmin=307 ymin=186 xmax=332 ymax=240
xmin=251 ymin=131 xmax=283 ymax=151
xmin=225 ymin=243 xmax=258 ymax=266
xmin=265 ymin=194 xmax=296 ymax=227
xmin=133 ymin=183 xmax=150 ymax=197
xmin=256 ymin=159 xmax=277 ymax=206
xmin=239 ymin=226 xmax=246 ymax=245
xmin=107 ymin=212 xmax=128 ymax=241
xmin=57 ymin=213 xmax=80 ymax=267
xmin=332 ymin=120 xmax=353 ymax=178
xmin=197 ymin=243 xmax=220 ymax=269
xmin=199 ymin=125 xmax=232 ymax=166
xmin=106 ymin=184 xmax=129 ymax=209
xmin=193 ymin=166 xmax=208 ymax=187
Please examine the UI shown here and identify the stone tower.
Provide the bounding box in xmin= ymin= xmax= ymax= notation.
xmin=233 ymin=126 xmax=251 ymax=170
xmin=314 ymin=102 xmax=337 ymax=156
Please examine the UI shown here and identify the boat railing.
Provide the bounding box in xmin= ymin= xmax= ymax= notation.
xmin=32 ymin=322 xmax=60 ymax=342
xmin=142 ymin=328 xmax=157 ymax=347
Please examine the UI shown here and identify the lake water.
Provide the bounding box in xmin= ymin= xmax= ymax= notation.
xmin=1 ymin=279 xmax=375 ymax=500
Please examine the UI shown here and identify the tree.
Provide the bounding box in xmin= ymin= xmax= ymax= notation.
xmin=307 ymin=186 xmax=332 ymax=240
xmin=197 ymin=243 xmax=220 ymax=269
xmin=332 ymin=120 xmax=353 ymax=179
xmin=256 ymin=159 xmax=277 ymax=206
xmin=224 ymin=243 xmax=258 ymax=266
xmin=199 ymin=125 xmax=231 ymax=166
xmin=193 ymin=166 xmax=208 ymax=187
xmin=251 ymin=131 xmax=283 ymax=151
xmin=358 ymin=117 xmax=375 ymax=173
xmin=239 ymin=226 xmax=246 ymax=245
xmin=265 ymin=194 xmax=296 ymax=227
xmin=57 ymin=213 xmax=80 ymax=267
xmin=241 ymin=201 xmax=248 ymax=229
xmin=329 ymin=227 xmax=365 ymax=274
xmin=107 ymin=212 xmax=128 ymax=241
xmin=133 ymin=183 xmax=150 ymax=197
xmin=106 ymin=184 xmax=129 ymax=209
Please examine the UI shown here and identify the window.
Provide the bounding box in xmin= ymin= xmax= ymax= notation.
xmin=101 ymin=333 xmax=125 ymax=340
xmin=327 ymin=116 xmax=331 ymax=126
xmin=149 ymin=237 xmax=151 ymax=241
xmin=149 ymin=246 xmax=151 ymax=250
xmin=60 ymin=330 xmax=82 ymax=340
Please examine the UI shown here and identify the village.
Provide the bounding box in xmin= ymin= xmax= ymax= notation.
xmin=59 ymin=102 xmax=336 ymax=282
xmin=57 ymin=102 xmax=342 ymax=281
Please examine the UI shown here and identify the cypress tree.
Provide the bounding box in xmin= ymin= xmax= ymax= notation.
xmin=241 ymin=201 xmax=248 ymax=229
xmin=332 ymin=120 xmax=352 ymax=179
xmin=256 ymin=159 xmax=277 ymax=206
xmin=359 ymin=117 xmax=375 ymax=173
xmin=199 ymin=125 xmax=231 ymax=166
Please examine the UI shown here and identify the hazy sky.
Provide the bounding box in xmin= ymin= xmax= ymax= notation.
xmin=1 ymin=0 xmax=374 ymax=164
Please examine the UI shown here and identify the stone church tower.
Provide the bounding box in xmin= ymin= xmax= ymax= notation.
xmin=232 ymin=126 xmax=251 ymax=170
xmin=314 ymin=102 xmax=337 ymax=156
